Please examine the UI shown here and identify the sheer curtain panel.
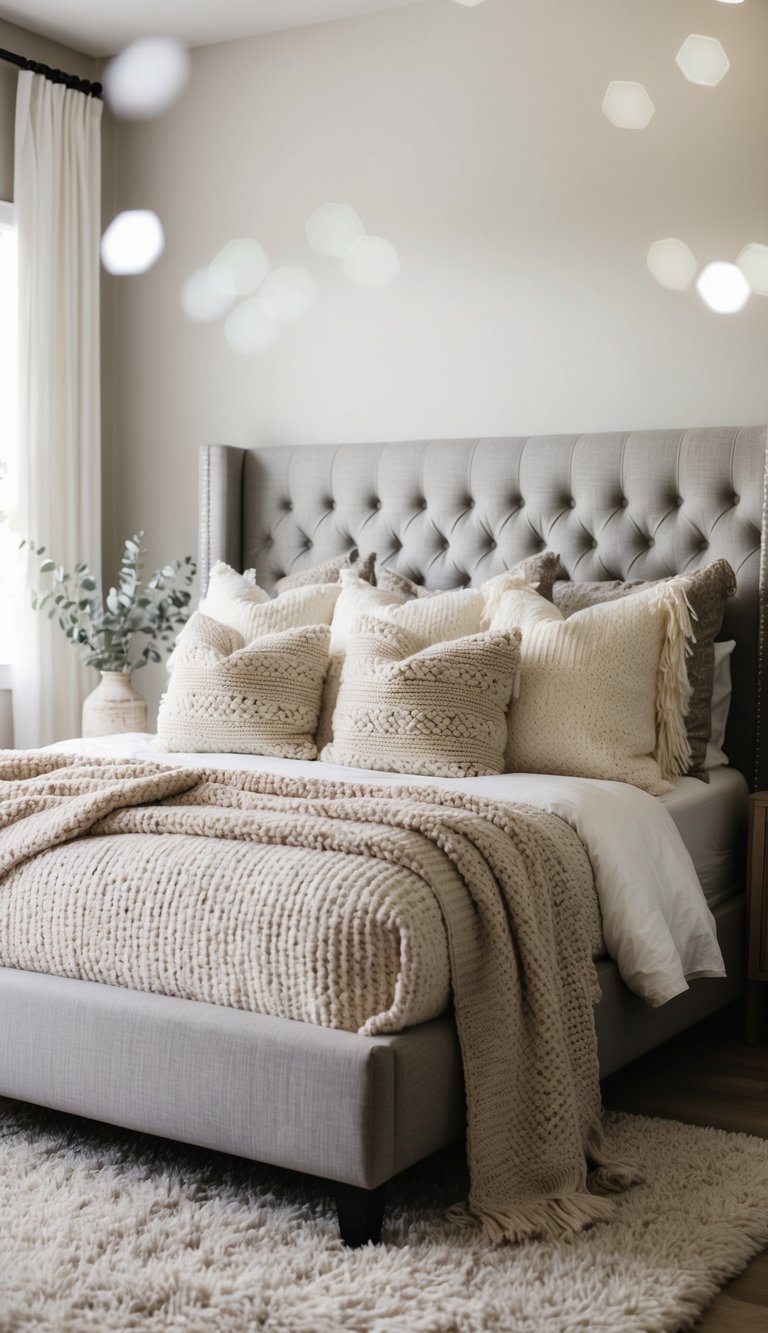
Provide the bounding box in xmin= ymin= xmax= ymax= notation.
xmin=13 ymin=72 xmax=102 ymax=747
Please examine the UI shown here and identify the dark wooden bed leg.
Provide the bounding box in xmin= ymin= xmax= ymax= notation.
xmin=335 ymin=1181 xmax=387 ymax=1247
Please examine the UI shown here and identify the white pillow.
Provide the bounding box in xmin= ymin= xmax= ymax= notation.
xmin=200 ymin=562 xmax=340 ymax=639
xmin=705 ymin=640 xmax=735 ymax=770
xmin=489 ymin=578 xmax=694 ymax=795
xmin=156 ymin=612 xmax=330 ymax=757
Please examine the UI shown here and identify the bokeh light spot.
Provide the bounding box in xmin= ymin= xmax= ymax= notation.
xmin=101 ymin=211 xmax=164 ymax=275
xmin=601 ymin=81 xmax=655 ymax=129
xmin=343 ymin=236 xmax=400 ymax=289
xmin=646 ymin=238 xmax=698 ymax=291
xmin=104 ymin=37 xmax=190 ymax=119
xmin=696 ymin=262 xmax=750 ymax=314
xmin=260 ymin=267 xmax=318 ymax=322
xmin=209 ymin=240 xmax=270 ymax=298
xmin=181 ymin=268 xmax=234 ymax=322
xmin=224 ymin=298 xmax=281 ymax=356
xmin=737 ymin=244 xmax=768 ymax=297
xmin=306 ymin=203 xmax=365 ymax=259
xmin=676 ymin=35 xmax=730 ymax=87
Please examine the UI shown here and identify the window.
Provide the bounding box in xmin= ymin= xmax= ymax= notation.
xmin=0 ymin=202 xmax=17 ymax=659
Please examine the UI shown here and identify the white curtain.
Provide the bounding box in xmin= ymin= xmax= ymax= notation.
xmin=13 ymin=71 xmax=102 ymax=747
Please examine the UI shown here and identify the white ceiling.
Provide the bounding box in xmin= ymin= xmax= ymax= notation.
xmin=0 ymin=0 xmax=421 ymax=58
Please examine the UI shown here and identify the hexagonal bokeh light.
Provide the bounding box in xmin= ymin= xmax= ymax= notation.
xmin=224 ymin=298 xmax=281 ymax=356
xmin=696 ymin=262 xmax=750 ymax=314
xmin=646 ymin=239 xmax=698 ymax=291
xmin=676 ymin=35 xmax=730 ymax=87
xmin=306 ymin=204 xmax=365 ymax=259
xmin=342 ymin=236 xmax=401 ymax=289
xmin=601 ymin=81 xmax=655 ymax=130
xmin=181 ymin=268 xmax=234 ymax=322
xmin=208 ymin=240 xmax=270 ymax=298
xmin=259 ymin=267 xmax=318 ymax=322
xmin=101 ymin=210 xmax=164 ymax=275
xmin=104 ymin=37 xmax=190 ymax=119
xmin=737 ymin=244 xmax=768 ymax=297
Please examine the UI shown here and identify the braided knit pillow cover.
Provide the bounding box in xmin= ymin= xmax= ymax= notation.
xmin=317 ymin=573 xmax=489 ymax=749
xmin=489 ymin=580 xmax=694 ymax=794
xmin=321 ymin=614 xmax=521 ymax=777
xmin=200 ymin=562 xmax=340 ymax=637
xmin=156 ymin=613 xmax=331 ymax=757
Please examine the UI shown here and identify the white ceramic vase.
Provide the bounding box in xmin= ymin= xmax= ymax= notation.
xmin=81 ymin=671 xmax=148 ymax=738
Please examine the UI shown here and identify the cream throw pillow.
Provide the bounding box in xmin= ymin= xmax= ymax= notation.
xmin=318 ymin=573 xmax=489 ymax=748
xmin=201 ymin=562 xmax=340 ymax=638
xmin=489 ymin=579 xmax=694 ymax=795
xmin=156 ymin=612 xmax=330 ymax=758
xmin=322 ymin=614 xmax=521 ymax=778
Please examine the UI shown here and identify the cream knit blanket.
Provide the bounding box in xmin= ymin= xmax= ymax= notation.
xmin=0 ymin=752 xmax=636 ymax=1243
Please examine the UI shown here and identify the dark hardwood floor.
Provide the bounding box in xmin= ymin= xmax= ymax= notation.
xmin=602 ymin=1005 xmax=768 ymax=1330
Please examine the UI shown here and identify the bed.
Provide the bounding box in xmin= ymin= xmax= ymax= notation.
xmin=0 ymin=426 xmax=764 ymax=1246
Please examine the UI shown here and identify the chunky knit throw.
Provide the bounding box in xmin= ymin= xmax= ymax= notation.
xmin=0 ymin=752 xmax=635 ymax=1243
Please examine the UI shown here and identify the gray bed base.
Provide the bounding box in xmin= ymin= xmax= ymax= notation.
xmin=2 ymin=427 xmax=766 ymax=1245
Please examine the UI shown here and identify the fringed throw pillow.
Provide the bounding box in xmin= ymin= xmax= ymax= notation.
xmin=552 ymin=559 xmax=736 ymax=781
xmin=489 ymin=579 xmax=694 ymax=795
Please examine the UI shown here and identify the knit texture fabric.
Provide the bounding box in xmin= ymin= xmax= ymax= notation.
xmin=317 ymin=572 xmax=491 ymax=749
xmin=490 ymin=579 xmax=694 ymax=795
xmin=322 ymin=615 xmax=521 ymax=777
xmin=553 ymin=559 xmax=737 ymax=782
xmin=201 ymin=562 xmax=340 ymax=637
xmin=0 ymin=751 xmax=622 ymax=1244
xmin=156 ymin=614 xmax=330 ymax=758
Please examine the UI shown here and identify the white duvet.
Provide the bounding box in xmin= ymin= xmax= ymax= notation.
xmin=48 ymin=733 xmax=727 ymax=1008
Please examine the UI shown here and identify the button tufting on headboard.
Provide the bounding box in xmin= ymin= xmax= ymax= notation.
xmin=199 ymin=427 xmax=768 ymax=788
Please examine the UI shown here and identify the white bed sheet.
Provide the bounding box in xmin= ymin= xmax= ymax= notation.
xmin=660 ymin=766 xmax=748 ymax=911
xmin=47 ymin=734 xmax=729 ymax=1009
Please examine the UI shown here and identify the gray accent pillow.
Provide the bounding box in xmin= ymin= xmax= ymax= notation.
xmin=553 ymin=559 xmax=737 ymax=782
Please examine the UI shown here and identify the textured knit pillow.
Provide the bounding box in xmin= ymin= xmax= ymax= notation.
xmin=273 ymin=550 xmax=376 ymax=594
xmin=553 ymin=559 xmax=736 ymax=781
xmin=370 ymin=551 xmax=560 ymax=602
xmin=156 ymin=613 xmax=330 ymax=757
xmin=201 ymin=562 xmax=340 ymax=638
xmin=322 ymin=614 xmax=520 ymax=777
xmin=316 ymin=573 xmax=490 ymax=749
xmin=490 ymin=579 xmax=694 ymax=795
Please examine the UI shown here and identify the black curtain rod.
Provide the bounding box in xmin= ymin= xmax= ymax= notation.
xmin=0 ymin=46 xmax=102 ymax=99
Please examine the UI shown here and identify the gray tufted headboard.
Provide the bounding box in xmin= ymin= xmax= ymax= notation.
xmin=199 ymin=427 xmax=768 ymax=789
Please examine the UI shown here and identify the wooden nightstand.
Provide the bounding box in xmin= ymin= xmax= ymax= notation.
xmin=747 ymin=792 xmax=768 ymax=1041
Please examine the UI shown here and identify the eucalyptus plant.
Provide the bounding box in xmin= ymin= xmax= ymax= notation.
xmin=21 ymin=532 xmax=196 ymax=673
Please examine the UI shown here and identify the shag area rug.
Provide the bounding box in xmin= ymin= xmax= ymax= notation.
xmin=2 ymin=1099 xmax=768 ymax=1332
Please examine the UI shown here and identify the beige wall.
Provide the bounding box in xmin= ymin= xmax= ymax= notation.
xmin=0 ymin=18 xmax=98 ymax=201
xmin=102 ymin=0 xmax=767 ymax=714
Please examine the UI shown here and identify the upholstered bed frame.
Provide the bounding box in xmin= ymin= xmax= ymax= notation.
xmin=1 ymin=426 xmax=766 ymax=1246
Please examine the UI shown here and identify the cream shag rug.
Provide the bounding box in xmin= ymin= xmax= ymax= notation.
xmin=2 ymin=1099 xmax=768 ymax=1332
